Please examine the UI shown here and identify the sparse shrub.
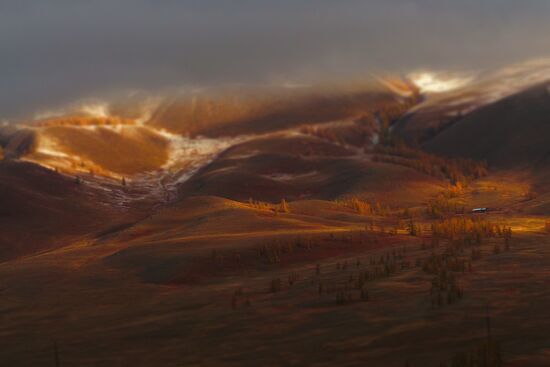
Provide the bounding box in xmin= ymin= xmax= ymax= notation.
xmin=525 ymin=189 xmax=537 ymax=200
xmin=279 ymin=198 xmax=290 ymax=213
xmin=248 ymin=198 xmax=276 ymax=212
xmin=426 ymin=195 xmax=464 ymax=219
xmin=336 ymin=290 xmax=345 ymax=304
xmin=257 ymin=242 xmax=284 ymax=264
xmin=350 ymin=198 xmax=372 ymax=215
xmin=471 ymin=249 xmax=482 ymax=261
xmin=448 ymin=339 xmax=503 ymax=367
xmin=288 ymin=271 xmax=298 ymax=286
xmin=335 ymin=289 xmax=353 ymax=305
xmin=54 ymin=341 xmax=60 ymax=367
xmin=336 ymin=197 xmax=390 ymax=216
xmin=299 ymin=123 xmax=375 ymax=148
xmin=270 ymin=278 xmax=282 ymax=293
xmin=360 ymin=287 xmax=369 ymax=301
xmin=445 ymin=182 xmax=464 ymax=198
xmin=407 ymin=218 xmax=420 ymax=236
xmin=431 ymin=217 xmax=502 ymax=243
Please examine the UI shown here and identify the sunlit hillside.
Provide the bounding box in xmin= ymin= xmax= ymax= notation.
xmin=2 ymin=18 xmax=550 ymax=364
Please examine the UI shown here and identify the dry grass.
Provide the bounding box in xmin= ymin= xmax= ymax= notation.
xmin=33 ymin=115 xmax=135 ymax=127
xmin=0 ymin=155 xmax=549 ymax=366
xmin=42 ymin=125 xmax=169 ymax=175
xmin=2 ymin=213 xmax=547 ymax=366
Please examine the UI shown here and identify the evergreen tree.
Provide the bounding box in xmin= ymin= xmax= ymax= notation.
xmin=279 ymin=198 xmax=290 ymax=213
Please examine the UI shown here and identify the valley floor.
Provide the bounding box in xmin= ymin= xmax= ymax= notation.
xmin=1 ymin=172 xmax=550 ymax=366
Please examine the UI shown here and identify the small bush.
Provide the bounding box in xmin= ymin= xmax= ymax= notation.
xmin=270 ymin=278 xmax=282 ymax=293
xmin=279 ymin=199 xmax=290 ymax=213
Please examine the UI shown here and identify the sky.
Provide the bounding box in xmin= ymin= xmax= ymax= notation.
xmin=1 ymin=0 xmax=550 ymax=120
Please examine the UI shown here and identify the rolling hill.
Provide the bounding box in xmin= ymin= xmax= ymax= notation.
xmin=0 ymin=161 xmax=131 ymax=261
xmin=2 ymin=63 xmax=550 ymax=366
xmin=423 ymin=82 xmax=550 ymax=169
xmin=147 ymin=83 xmax=414 ymax=138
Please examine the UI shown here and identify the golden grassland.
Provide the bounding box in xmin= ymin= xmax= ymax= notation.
xmin=1 ymin=167 xmax=549 ymax=366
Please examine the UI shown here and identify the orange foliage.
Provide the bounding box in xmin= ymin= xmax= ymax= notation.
xmin=426 ymin=196 xmax=465 ymax=219
xmin=431 ymin=217 xmax=511 ymax=243
xmin=336 ymin=197 xmax=390 ymax=216
xmin=247 ymin=197 xmax=276 ymax=211
xmin=34 ymin=116 xmax=134 ymax=127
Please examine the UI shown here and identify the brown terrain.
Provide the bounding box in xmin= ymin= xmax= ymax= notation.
xmin=1 ymin=76 xmax=550 ymax=366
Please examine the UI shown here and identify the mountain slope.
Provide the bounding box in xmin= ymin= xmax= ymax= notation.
xmin=178 ymin=133 xmax=446 ymax=205
xmin=0 ymin=161 xmax=150 ymax=261
xmin=395 ymin=59 xmax=550 ymax=146
xmin=423 ymin=82 xmax=550 ymax=168
xmin=148 ymin=84 xmax=413 ymax=138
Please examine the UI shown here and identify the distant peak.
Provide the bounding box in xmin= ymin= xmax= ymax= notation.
xmin=407 ymin=70 xmax=475 ymax=94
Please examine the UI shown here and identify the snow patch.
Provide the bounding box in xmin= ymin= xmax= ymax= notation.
xmin=408 ymin=71 xmax=475 ymax=94
xmin=263 ymin=171 xmax=318 ymax=182
xmin=411 ymin=58 xmax=550 ymax=117
xmin=34 ymin=135 xmax=69 ymax=158
xmin=153 ymin=129 xmax=249 ymax=185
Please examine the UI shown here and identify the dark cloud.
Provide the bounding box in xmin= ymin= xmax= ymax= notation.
xmin=1 ymin=0 xmax=550 ymax=119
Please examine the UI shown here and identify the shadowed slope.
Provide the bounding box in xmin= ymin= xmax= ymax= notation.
xmin=423 ymin=83 xmax=550 ymax=169
xmin=178 ymin=134 xmax=445 ymax=205
xmin=0 ymin=161 xmax=146 ymax=261
xmin=148 ymin=84 xmax=412 ymax=138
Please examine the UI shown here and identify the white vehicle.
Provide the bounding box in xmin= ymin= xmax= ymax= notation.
xmin=472 ymin=207 xmax=488 ymax=214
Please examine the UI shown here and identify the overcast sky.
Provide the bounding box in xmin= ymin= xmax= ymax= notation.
xmin=2 ymin=0 xmax=550 ymax=119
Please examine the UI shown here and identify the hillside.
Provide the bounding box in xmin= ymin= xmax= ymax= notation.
xmin=423 ymin=83 xmax=550 ymax=169
xmin=395 ymin=59 xmax=550 ymax=147
xmin=178 ymin=133 xmax=446 ymax=205
xmin=147 ymin=84 xmax=413 ymax=138
xmin=0 ymin=161 xmax=126 ymax=261
xmin=2 ymin=65 xmax=550 ymax=366
xmin=30 ymin=124 xmax=170 ymax=176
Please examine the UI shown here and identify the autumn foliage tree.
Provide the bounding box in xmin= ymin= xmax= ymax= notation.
xmin=279 ymin=198 xmax=290 ymax=213
xmin=337 ymin=197 xmax=390 ymax=216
